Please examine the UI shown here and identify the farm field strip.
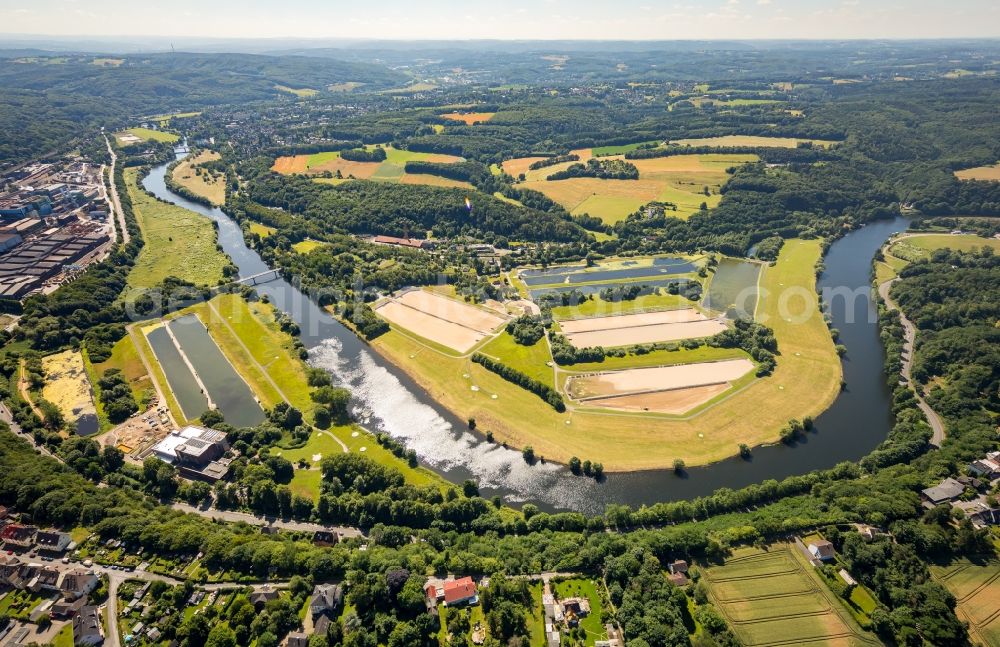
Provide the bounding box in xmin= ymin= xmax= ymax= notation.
xmin=705 ymin=546 xmax=877 ymax=647
xmin=933 ymin=559 xmax=1000 ymax=646
xmin=955 ymin=162 xmax=1000 ymax=181
xmin=563 ymin=318 xmax=727 ymax=348
xmin=558 ymin=308 xmax=707 ymax=333
xmin=375 ymin=289 xmax=507 ymax=353
xmin=271 ymin=146 xmax=463 ymax=188
xmin=582 ymin=383 xmax=730 ymax=414
xmin=567 ymin=358 xmax=754 ymax=399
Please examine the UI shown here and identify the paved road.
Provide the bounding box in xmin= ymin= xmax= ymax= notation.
xmin=103 ymin=133 xmax=130 ymax=245
xmin=878 ymin=278 xmax=946 ymax=446
xmin=170 ymin=502 xmax=364 ymax=538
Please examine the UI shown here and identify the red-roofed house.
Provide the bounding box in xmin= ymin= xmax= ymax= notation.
xmin=443 ymin=577 xmax=478 ymax=607
xmin=1 ymin=524 xmax=36 ymax=548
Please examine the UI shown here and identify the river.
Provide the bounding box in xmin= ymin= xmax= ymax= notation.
xmin=144 ymin=150 xmax=906 ymax=514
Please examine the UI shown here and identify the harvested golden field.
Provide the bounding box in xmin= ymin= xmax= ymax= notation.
xmin=584 ymin=383 xmax=729 ymax=414
xmin=567 ymin=358 xmax=754 ymax=399
xmin=501 ymin=157 xmax=548 ymax=178
xmin=42 ymin=350 xmax=97 ymax=432
xmin=400 ymin=173 xmax=474 ymax=190
xmin=271 ymin=155 xmax=309 ymax=174
xmin=955 ymin=163 xmax=1000 ymax=181
xmin=513 ymin=151 xmax=755 ymax=223
xmin=375 ymin=289 xmax=507 ymax=353
xmin=440 ymin=112 xmax=495 ymax=124
xmin=172 ymin=150 xmax=225 ymax=205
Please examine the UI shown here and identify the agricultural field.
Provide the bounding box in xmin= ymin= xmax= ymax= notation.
xmin=558 ymin=309 xmax=727 ymax=348
xmin=877 ymin=233 xmax=1000 ymax=281
xmin=274 ymin=84 xmax=319 ymax=97
xmin=371 ymin=240 xmax=840 ymax=469
xmin=92 ymin=57 xmax=124 ymax=67
xmin=566 ymin=358 xmax=754 ymax=414
xmin=271 ymin=145 xmax=463 ymax=188
xmin=248 ymin=221 xmax=276 ymax=238
xmin=704 ymin=545 xmax=879 ymax=647
xmin=171 ymin=150 xmax=226 ymax=205
xmin=327 ymin=81 xmax=364 ymax=92
xmin=125 ymin=168 xmax=229 ymax=288
xmin=667 ymin=134 xmax=839 ymax=148
xmin=374 ymin=289 xmax=507 ymax=354
xmin=508 ymin=149 xmax=757 ymax=223
xmin=114 ymin=127 xmax=180 ymax=145
xmin=293 ymin=239 xmax=326 ymax=254
xmin=41 ymin=349 xmax=98 ymax=435
xmin=931 ymin=558 xmax=1000 ymax=646
xmin=440 ymin=111 xmax=495 ymax=124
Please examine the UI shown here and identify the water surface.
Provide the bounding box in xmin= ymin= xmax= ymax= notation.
xmin=145 ymin=151 xmax=905 ymax=513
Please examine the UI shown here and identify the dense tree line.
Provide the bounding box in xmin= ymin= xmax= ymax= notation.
xmin=547 ymin=158 xmax=639 ymax=181
xmin=471 ymin=353 xmax=565 ymax=412
xmin=340 ymin=147 xmax=387 ymax=163
xmin=527 ymin=154 xmax=580 ymax=170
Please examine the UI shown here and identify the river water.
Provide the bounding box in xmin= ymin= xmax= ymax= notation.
xmin=144 ymin=150 xmax=906 ymax=513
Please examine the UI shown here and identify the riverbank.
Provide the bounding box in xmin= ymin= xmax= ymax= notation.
xmin=369 ymin=239 xmax=842 ymax=472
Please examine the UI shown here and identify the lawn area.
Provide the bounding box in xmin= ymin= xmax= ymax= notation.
xmin=890 ymin=233 xmax=1000 ymax=261
xmin=248 ymin=221 xmax=276 ymax=237
xmin=52 ymin=623 xmax=74 ymax=647
xmin=0 ymin=590 xmax=49 ymax=620
xmin=91 ymin=334 xmax=151 ymax=404
xmin=549 ymin=292 xmax=696 ymax=319
xmin=372 ymin=239 xmax=839 ymax=470
xmin=704 ymin=545 xmax=875 ymax=646
xmin=293 ymin=239 xmax=326 ymax=254
xmin=280 ymin=424 xmax=449 ymax=500
xmin=552 ymin=579 xmax=606 ymax=646
xmin=272 ymin=145 xmax=463 ymax=189
xmin=115 ymin=127 xmax=180 ymax=144
xmin=519 ymin=151 xmax=754 ymax=223
xmin=932 ymin=558 xmax=1000 ymax=647
xmin=275 ymin=84 xmax=319 ymax=97
xmin=527 ymin=583 xmax=546 ymax=647
xmin=194 ymin=293 xmax=314 ymax=414
xmin=125 ymin=167 xmax=228 ymax=288
xmin=478 ymin=332 xmax=555 ymax=389
xmin=171 ymin=150 xmax=226 ymax=206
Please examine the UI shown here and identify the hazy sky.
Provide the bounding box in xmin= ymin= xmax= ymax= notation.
xmin=3 ymin=0 xmax=999 ymax=40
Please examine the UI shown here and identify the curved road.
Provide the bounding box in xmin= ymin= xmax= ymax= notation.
xmin=877 ymin=278 xmax=946 ymax=446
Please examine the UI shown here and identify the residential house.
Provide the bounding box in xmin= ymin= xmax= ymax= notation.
xmin=28 ymin=565 xmax=62 ymax=593
xmin=314 ymin=614 xmax=332 ymax=638
xmin=287 ymin=632 xmax=309 ymax=647
xmin=60 ymin=570 xmax=100 ymax=600
xmin=310 ymin=584 xmax=343 ymax=618
xmin=667 ymin=571 xmax=690 ymax=587
xmin=808 ymin=540 xmax=836 ymax=562
xmin=250 ymin=588 xmax=280 ymax=610
xmin=1 ymin=523 xmax=37 ymax=548
xmin=52 ymin=596 xmax=86 ymax=618
xmin=35 ymin=529 xmax=71 ymax=553
xmin=442 ymin=577 xmax=478 ymax=607
xmin=561 ymin=597 xmax=591 ymax=627
xmin=921 ymin=478 xmax=966 ymax=506
xmin=312 ymin=530 xmax=338 ymax=546
xmin=667 ymin=560 xmax=688 ymax=575
xmin=73 ymin=606 xmax=104 ymax=645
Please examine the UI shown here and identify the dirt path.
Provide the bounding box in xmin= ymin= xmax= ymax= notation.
xmin=319 ymin=429 xmax=349 ymax=453
xmin=16 ymin=360 xmax=45 ymax=421
xmin=103 ymin=133 xmax=129 ymax=245
xmin=877 ymin=278 xmax=946 ymax=446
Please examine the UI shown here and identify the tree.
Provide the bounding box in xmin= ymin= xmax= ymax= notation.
xmin=205 ymin=624 xmax=237 ymax=647
xmin=568 ymin=456 xmax=582 ymax=474
xmin=673 ymin=459 xmax=685 ymax=474
xmin=200 ymin=408 xmax=225 ymax=427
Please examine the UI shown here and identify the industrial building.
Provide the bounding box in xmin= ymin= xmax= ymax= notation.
xmin=150 ymin=425 xmax=232 ymax=481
